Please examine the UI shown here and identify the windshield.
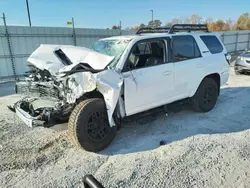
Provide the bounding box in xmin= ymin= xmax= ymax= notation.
xmin=90 ymin=39 xmax=130 ymax=68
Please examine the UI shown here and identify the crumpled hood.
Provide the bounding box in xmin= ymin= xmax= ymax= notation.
xmin=27 ymin=44 xmax=114 ymax=75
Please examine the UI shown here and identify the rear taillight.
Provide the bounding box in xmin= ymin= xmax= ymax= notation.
xmin=225 ymin=53 xmax=231 ymax=65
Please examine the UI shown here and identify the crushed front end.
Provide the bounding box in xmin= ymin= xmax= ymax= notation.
xmin=11 ymin=44 xmax=123 ymax=128
xmin=12 ymin=66 xmax=75 ymax=127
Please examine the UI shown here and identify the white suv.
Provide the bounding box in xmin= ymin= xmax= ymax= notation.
xmin=12 ymin=24 xmax=230 ymax=152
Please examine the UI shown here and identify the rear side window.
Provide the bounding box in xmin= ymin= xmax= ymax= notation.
xmin=200 ymin=35 xmax=223 ymax=54
xmin=172 ymin=36 xmax=201 ymax=62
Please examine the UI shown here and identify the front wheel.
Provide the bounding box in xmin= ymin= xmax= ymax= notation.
xmin=68 ymin=98 xmax=117 ymax=152
xmin=191 ymin=78 xmax=218 ymax=112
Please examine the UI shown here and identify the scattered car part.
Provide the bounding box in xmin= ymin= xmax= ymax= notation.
xmin=83 ymin=175 xmax=104 ymax=188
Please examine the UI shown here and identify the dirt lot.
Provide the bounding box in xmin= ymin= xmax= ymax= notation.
xmin=0 ymin=67 xmax=250 ymax=188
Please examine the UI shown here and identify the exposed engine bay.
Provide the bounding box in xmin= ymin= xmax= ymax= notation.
xmin=11 ymin=44 xmax=124 ymax=127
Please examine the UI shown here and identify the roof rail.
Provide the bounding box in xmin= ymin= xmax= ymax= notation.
xmin=169 ymin=24 xmax=209 ymax=34
xmin=136 ymin=27 xmax=170 ymax=34
xmin=135 ymin=24 xmax=209 ymax=35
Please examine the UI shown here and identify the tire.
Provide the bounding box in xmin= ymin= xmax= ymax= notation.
xmin=191 ymin=78 xmax=219 ymax=112
xmin=68 ymin=98 xmax=117 ymax=152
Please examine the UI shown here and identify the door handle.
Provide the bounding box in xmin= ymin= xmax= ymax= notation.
xmin=162 ymin=71 xmax=172 ymax=75
xmin=202 ymin=51 xmax=209 ymax=53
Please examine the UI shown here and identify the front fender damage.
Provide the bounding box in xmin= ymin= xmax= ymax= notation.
xmin=95 ymin=70 xmax=123 ymax=127
xmin=64 ymin=69 xmax=123 ymax=127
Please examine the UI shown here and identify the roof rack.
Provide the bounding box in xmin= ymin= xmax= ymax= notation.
xmin=168 ymin=24 xmax=209 ymax=34
xmin=136 ymin=27 xmax=170 ymax=34
xmin=136 ymin=24 xmax=209 ymax=35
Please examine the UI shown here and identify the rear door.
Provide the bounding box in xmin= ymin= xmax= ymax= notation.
xmin=199 ymin=35 xmax=230 ymax=85
xmin=171 ymin=35 xmax=204 ymax=99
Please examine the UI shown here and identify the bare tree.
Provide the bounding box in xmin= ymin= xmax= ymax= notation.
xmin=233 ymin=13 xmax=250 ymax=30
xmin=148 ymin=20 xmax=162 ymax=27
xmin=189 ymin=14 xmax=202 ymax=24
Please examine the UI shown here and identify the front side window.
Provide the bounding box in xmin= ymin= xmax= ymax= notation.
xmin=172 ymin=36 xmax=201 ymax=62
xmin=200 ymin=35 xmax=223 ymax=54
xmin=126 ymin=40 xmax=166 ymax=70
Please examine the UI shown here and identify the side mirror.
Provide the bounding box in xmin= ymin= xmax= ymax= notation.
xmin=83 ymin=175 xmax=104 ymax=188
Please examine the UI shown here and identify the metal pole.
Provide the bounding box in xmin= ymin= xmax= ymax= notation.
xmin=221 ymin=33 xmax=224 ymax=43
xmin=248 ymin=31 xmax=250 ymax=50
xmin=150 ymin=10 xmax=154 ymax=22
xmin=119 ymin=21 xmax=122 ymax=35
xmin=235 ymin=32 xmax=239 ymax=52
xmin=2 ymin=13 xmax=17 ymax=80
xmin=26 ymin=0 xmax=32 ymax=26
xmin=72 ymin=17 xmax=77 ymax=46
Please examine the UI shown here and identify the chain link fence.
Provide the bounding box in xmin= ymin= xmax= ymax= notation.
xmin=0 ymin=21 xmax=249 ymax=81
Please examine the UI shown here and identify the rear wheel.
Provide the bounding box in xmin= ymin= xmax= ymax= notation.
xmin=68 ymin=98 xmax=117 ymax=152
xmin=191 ymin=78 xmax=218 ymax=112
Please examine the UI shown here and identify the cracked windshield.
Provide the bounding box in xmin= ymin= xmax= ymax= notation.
xmin=0 ymin=0 xmax=250 ymax=188
xmin=91 ymin=39 xmax=130 ymax=68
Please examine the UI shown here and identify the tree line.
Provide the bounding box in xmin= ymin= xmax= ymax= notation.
xmin=111 ymin=13 xmax=250 ymax=32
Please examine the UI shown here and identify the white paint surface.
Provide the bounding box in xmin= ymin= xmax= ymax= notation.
xmin=28 ymin=44 xmax=114 ymax=75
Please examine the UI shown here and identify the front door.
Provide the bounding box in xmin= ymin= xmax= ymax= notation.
xmin=122 ymin=38 xmax=174 ymax=116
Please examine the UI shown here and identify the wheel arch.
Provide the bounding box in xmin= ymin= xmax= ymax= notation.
xmin=191 ymin=73 xmax=221 ymax=97
xmin=76 ymin=90 xmax=104 ymax=103
xmin=76 ymin=88 xmax=123 ymax=128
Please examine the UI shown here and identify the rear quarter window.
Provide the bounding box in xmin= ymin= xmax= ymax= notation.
xmin=200 ymin=35 xmax=223 ymax=54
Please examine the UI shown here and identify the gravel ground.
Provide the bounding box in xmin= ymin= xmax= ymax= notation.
xmin=0 ymin=67 xmax=250 ymax=188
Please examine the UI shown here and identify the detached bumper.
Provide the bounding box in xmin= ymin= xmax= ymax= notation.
xmin=15 ymin=100 xmax=45 ymax=127
xmin=10 ymin=97 xmax=73 ymax=128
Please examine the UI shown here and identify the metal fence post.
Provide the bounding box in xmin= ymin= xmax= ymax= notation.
xmin=235 ymin=32 xmax=239 ymax=52
xmin=248 ymin=31 xmax=250 ymax=50
xmin=72 ymin=17 xmax=77 ymax=46
xmin=221 ymin=32 xmax=224 ymax=43
xmin=2 ymin=13 xmax=17 ymax=80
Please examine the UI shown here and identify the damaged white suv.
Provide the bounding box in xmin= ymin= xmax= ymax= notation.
xmin=11 ymin=24 xmax=230 ymax=152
